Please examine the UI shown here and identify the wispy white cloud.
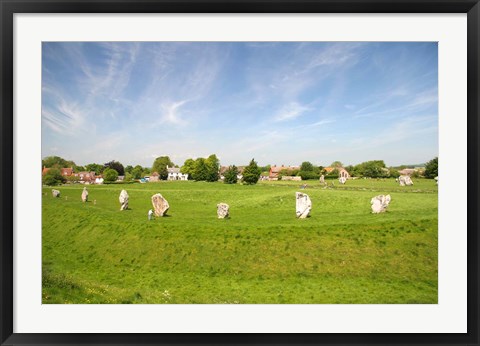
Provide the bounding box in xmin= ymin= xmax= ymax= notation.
xmin=274 ymin=102 xmax=312 ymax=122
xmin=159 ymin=100 xmax=190 ymax=125
xmin=295 ymin=115 xmax=437 ymax=166
xmin=245 ymin=43 xmax=364 ymax=110
xmin=350 ymin=115 xmax=437 ymax=148
xmin=304 ymin=42 xmax=364 ymax=71
xmin=308 ymin=119 xmax=335 ymax=127
xmin=42 ymin=100 xmax=88 ymax=136
xmin=233 ymin=130 xmax=287 ymax=154
xmin=81 ymin=43 xmax=140 ymax=103
xmin=353 ymin=88 xmax=438 ymax=119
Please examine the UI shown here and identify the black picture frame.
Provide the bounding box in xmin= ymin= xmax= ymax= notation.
xmin=1 ymin=1 xmax=479 ymax=345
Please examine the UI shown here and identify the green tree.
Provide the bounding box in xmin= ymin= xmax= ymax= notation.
xmin=131 ymin=165 xmax=143 ymax=179
xmin=104 ymin=160 xmax=125 ymax=176
xmin=424 ymin=157 xmax=438 ymax=179
xmin=344 ymin=165 xmax=358 ymax=177
xmin=223 ymin=165 xmax=239 ymax=184
xmin=64 ymin=160 xmax=83 ymax=172
xmin=411 ymin=170 xmax=423 ymax=178
xmin=205 ymin=154 xmax=220 ymax=182
xmin=193 ymin=158 xmax=208 ymax=181
xmin=298 ymin=161 xmax=319 ymax=180
xmin=42 ymin=156 xmax=69 ymax=168
xmin=300 ymin=161 xmax=315 ymax=172
xmin=181 ymin=159 xmax=196 ymax=180
xmin=298 ymin=171 xmax=320 ymax=180
xmin=42 ymin=168 xmax=66 ymax=186
xmin=324 ymin=168 xmax=339 ymax=179
xmin=242 ymin=158 xmax=261 ymax=185
xmin=103 ymin=168 xmax=119 ymax=182
xmin=388 ymin=168 xmax=401 ymax=178
xmin=125 ymin=165 xmax=133 ymax=174
xmin=330 ymin=161 xmax=343 ymax=168
xmin=85 ymin=163 xmax=104 ymax=175
xmin=65 ymin=175 xmax=80 ymax=184
xmin=260 ymin=164 xmax=271 ymax=173
xmin=279 ymin=168 xmax=300 ymax=177
xmin=152 ymin=156 xmax=174 ymax=180
xmin=355 ymin=160 xmax=387 ymax=178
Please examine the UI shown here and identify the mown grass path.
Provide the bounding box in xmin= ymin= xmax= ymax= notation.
xmin=42 ymin=179 xmax=437 ymax=304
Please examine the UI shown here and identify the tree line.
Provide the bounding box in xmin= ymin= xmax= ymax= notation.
xmin=42 ymin=154 xmax=438 ymax=186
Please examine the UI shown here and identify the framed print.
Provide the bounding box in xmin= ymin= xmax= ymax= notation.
xmin=1 ymin=1 xmax=479 ymax=345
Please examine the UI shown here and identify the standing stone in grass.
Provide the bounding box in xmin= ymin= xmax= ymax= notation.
xmin=339 ymin=176 xmax=347 ymax=184
xmin=119 ymin=189 xmax=129 ymax=210
xmin=398 ymin=175 xmax=413 ymax=186
xmin=51 ymin=189 xmax=60 ymax=198
xmin=148 ymin=209 xmax=154 ymax=220
xmin=319 ymin=175 xmax=325 ymax=184
xmin=151 ymin=193 xmax=169 ymax=217
xmin=371 ymin=194 xmax=391 ymax=213
xmin=296 ymin=192 xmax=312 ymax=218
xmin=217 ymin=203 xmax=230 ymax=219
xmin=81 ymin=187 xmax=88 ymax=202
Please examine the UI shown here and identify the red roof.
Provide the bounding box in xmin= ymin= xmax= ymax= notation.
xmin=324 ymin=167 xmax=348 ymax=173
xmin=270 ymin=165 xmax=300 ymax=174
xmin=42 ymin=166 xmax=73 ymax=176
xmin=61 ymin=168 xmax=73 ymax=176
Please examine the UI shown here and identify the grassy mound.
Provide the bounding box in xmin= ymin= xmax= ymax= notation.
xmin=42 ymin=179 xmax=437 ymax=304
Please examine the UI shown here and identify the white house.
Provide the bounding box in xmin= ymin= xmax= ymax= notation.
xmin=167 ymin=166 xmax=188 ymax=181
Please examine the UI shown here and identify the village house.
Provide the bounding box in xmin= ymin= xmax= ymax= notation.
xmin=149 ymin=172 xmax=160 ymax=182
xmin=148 ymin=168 xmax=188 ymax=182
xmin=269 ymin=165 xmax=301 ymax=180
xmin=399 ymin=168 xmax=415 ymax=175
xmin=167 ymin=166 xmax=189 ymax=181
xmin=42 ymin=166 xmax=74 ymax=177
xmin=74 ymin=171 xmax=96 ymax=183
xmin=42 ymin=166 xmax=104 ymax=184
xmin=219 ymin=166 xmax=245 ymax=181
xmin=399 ymin=167 xmax=425 ymax=176
xmin=324 ymin=166 xmax=350 ymax=179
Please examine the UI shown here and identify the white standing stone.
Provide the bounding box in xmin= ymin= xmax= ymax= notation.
xmin=119 ymin=189 xmax=129 ymax=210
xmin=51 ymin=189 xmax=60 ymax=198
xmin=398 ymin=175 xmax=413 ymax=186
xmin=319 ymin=175 xmax=325 ymax=184
xmin=151 ymin=193 xmax=169 ymax=217
xmin=339 ymin=177 xmax=347 ymax=184
xmin=81 ymin=187 xmax=88 ymax=202
xmin=148 ymin=209 xmax=154 ymax=220
xmin=217 ymin=203 xmax=230 ymax=219
xmin=295 ymin=192 xmax=312 ymax=219
xmin=371 ymin=194 xmax=391 ymax=213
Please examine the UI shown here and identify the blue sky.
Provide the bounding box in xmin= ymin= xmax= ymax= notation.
xmin=42 ymin=42 xmax=438 ymax=168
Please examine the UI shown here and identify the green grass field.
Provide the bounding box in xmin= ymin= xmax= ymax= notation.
xmin=42 ymin=178 xmax=438 ymax=304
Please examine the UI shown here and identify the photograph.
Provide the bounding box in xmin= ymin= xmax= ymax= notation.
xmin=41 ymin=41 xmax=439 ymax=304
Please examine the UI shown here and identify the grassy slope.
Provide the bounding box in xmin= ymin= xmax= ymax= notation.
xmin=42 ymin=179 xmax=437 ymax=304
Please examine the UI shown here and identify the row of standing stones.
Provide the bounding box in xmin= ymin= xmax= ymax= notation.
xmin=320 ymin=174 xmax=416 ymax=186
xmin=51 ymin=188 xmax=391 ymax=217
xmin=51 ymin=188 xmax=229 ymax=219
xmin=295 ymin=192 xmax=391 ymax=217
